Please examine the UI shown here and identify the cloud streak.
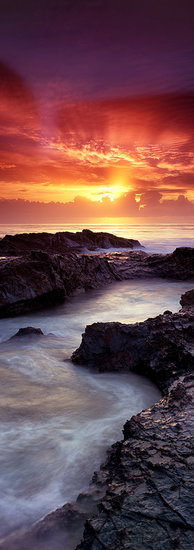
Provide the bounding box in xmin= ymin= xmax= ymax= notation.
xmin=0 ymin=192 xmax=194 ymax=223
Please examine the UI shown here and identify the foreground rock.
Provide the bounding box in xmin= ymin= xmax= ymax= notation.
xmin=71 ymin=290 xmax=194 ymax=549
xmin=0 ymin=229 xmax=141 ymax=256
xmin=1 ymin=291 xmax=193 ymax=550
xmin=0 ymin=488 xmax=104 ymax=550
xmin=72 ymin=298 xmax=194 ymax=392
xmin=0 ymin=244 xmax=194 ymax=318
xmin=76 ymin=373 xmax=194 ymax=550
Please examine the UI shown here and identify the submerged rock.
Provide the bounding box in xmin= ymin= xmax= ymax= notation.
xmin=10 ymin=327 xmax=44 ymax=339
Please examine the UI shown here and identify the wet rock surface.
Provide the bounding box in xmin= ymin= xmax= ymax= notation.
xmin=0 ymin=237 xmax=194 ymax=318
xmin=71 ymin=292 xmax=194 ymax=550
xmin=76 ymin=374 xmax=194 ymax=550
xmin=72 ymin=305 xmax=194 ymax=393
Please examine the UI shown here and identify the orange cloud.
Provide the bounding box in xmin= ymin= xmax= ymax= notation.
xmin=0 ymin=66 xmax=194 ymax=209
xmin=0 ymin=192 xmax=194 ymax=224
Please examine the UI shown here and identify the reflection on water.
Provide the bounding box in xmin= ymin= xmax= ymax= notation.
xmin=0 ymin=278 xmax=193 ymax=539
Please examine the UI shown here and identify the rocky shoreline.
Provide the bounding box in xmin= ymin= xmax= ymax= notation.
xmin=1 ymin=289 xmax=193 ymax=550
xmin=0 ymin=230 xmax=194 ymax=317
xmin=72 ymin=289 xmax=194 ymax=549
xmin=0 ymin=229 xmax=141 ymax=256
xmin=0 ymin=231 xmax=194 ymax=549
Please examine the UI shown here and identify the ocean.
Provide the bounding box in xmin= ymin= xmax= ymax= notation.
xmin=0 ymin=221 xmax=193 ymax=253
xmin=0 ymin=222 xmax=193 ymax=543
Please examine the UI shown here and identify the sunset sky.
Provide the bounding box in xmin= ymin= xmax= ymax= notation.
xmin=0 ymin=0 xmax=194 ymax=221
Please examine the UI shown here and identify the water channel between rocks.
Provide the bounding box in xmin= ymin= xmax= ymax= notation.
xmin=0 ymin=278 xmax=193 ymax=540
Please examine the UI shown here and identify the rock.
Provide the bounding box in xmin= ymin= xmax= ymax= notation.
xmin=77 ymin=373 xmax=194 ymax=550
xmin=0 ymin=253 xmax=67 ymax=317
xmin=0 ymin=484 xmax=105 ymax=550
xmin=0 ymin=230 xmax=141 ymax=256
xmin=72 ymin=296 xmax=194 ymax=393
xmin=0 ymin=245 xmax=193 ymax=318
xmin=146 ymin=247 xmax=194 ymax=280
xmin=10 ymin=327 xmax=44 ymax=339
xmin=1 ymin=291 xmax=194 ymax=550
xmin=71 ymin=293 xmax=194 ymax=549
xmin=180 ymin=288 xmax=194 ymax=309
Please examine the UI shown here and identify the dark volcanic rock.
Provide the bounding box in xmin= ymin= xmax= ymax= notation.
xmin=0 ymin=229 xmax=141 ymax=256
xmin=0 ymin=253 xmax=67 ymax=317
xmin=145 ymin=247 xmax=194 ymax=280
xmin=180 ymin=288 xmax=194 ymax=309
xmin=0 ymin=250 xmax=128 ymax=317
xmin=10 ymin=327 xmax=44 ymax=339
xmin=76 ymin=374 xmax=194 ymax=550
xmin=72 ymin=307 xmax=194 ymax=392
xmin=71 ymin=294 xmax=194 ymax=550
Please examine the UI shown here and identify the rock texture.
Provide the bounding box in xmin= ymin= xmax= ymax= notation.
xmin=76 ymin=374 xmax=194 ymax=550
xmin=72 ymin=304 xmax=194 ymax=392
xmin=180 ymin=288 xmax=194 ymax=310
xmin=0 ymin=241 xmax=194 ymax=317
xmin=71 ymin=290 xmax=194 ymax=549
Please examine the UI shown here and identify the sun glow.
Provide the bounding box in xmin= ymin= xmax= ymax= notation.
xmin=100 ymin=193 xmax=115 ymax=203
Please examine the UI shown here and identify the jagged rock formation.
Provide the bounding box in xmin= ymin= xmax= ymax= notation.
xmin=71 ymin=290 xmax=194 ymax=549
xmin=0 ymin=241 xmax=194 ymax=317
xmin=76 ymin=373 xmax=194 ymax=550
xmin=72 ymin=302 xmax=194 ymax=392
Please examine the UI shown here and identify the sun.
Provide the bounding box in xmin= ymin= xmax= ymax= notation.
xmin=100 ymin=193 xmax=115 ymax=203
xmin=99 ymin=185 xmax=128 ymax=203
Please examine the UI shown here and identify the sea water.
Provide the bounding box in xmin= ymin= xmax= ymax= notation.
xmin=0 ymin=276 xmax=194 ymax=539
xmin=0 ymin=220 xmax=193 ymax=253
xmin=0 ymin=222 xmax=193 ymax=540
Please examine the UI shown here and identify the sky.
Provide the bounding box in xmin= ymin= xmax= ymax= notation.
xmin=0 ymin=0 xmax=194 ymax=221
